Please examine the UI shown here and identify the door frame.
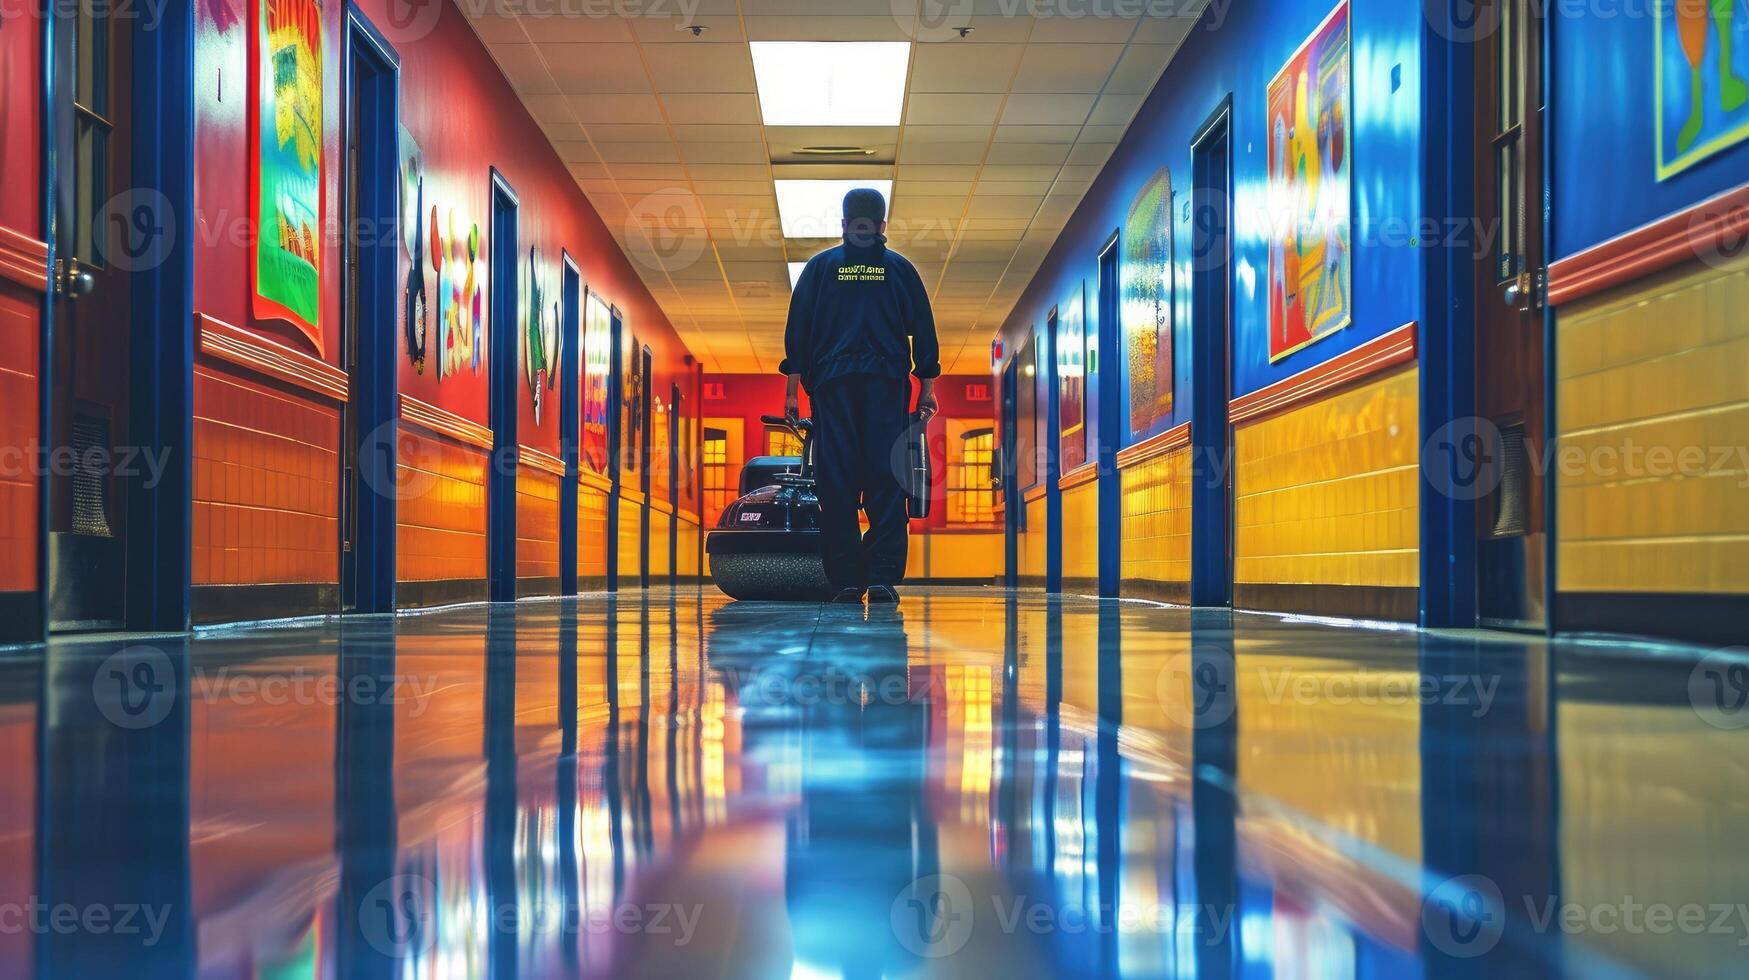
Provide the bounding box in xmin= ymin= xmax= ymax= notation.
xmin=560 ymin=253 xmax=582 ymax=597
xmin=1000 ymin=359 xmax=1019 ymax=588
xmin=1189 ymin=97 xmax=1234 ymax=608
xmin=638 ymin=344 xmax=653 ymax=589
xmin=1043 ymin=307 xmax=1062 ymax=594
xmin=668 ymin=380 xmax=681 ymax=585
xmin=1095 ymin=231 xmax=1122 ymax=598
xmin=605 ymin=306 xmax=624 ymax=592
xmin=339 ymin=6 xmax=400 ymax=614
xmin=487 ymin=170 xmax=519 ymax=603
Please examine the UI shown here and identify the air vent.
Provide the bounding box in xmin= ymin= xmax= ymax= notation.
xmin=71 ymin=413 xmax=114 ymax=538
xmin=1490 ymin=423 xmax=1528 ymax=538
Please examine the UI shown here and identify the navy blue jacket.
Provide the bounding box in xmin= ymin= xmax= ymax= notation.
xmin=780 ymin=235 xmax=940 ymax=390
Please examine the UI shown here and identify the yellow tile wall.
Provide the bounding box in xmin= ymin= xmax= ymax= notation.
xmin=1120 ymin=444 xmax=1192 ymax=591
xmin=1020 ymin=495 xmax=1048 ymax=582
xmin=1060 ymin=480 xmax=1099 ymax=585
xmin=908 ymin=531 xmax=1002 ymax=581
xmin=617 ymin=496 xmax=641 ymax=581
xmin=515 ymin=468 xmax=560 ymax=585
xmin=677 ymin=518 xmax=701 ymax=578
xmin=649 ymin=510 xmax=673 ymax=579
xmin=1556 ymin=253 xmax=1749 ymax=593
xmin=1233 ymin=366 xmax=1420 ymax=588
xmin=578 ymin=484 xmax=609 ymax=584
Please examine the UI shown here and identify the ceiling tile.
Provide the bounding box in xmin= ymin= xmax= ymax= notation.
xmin=899 ymin=141 xmax=988 ymax=166
xmin=643 ymin=43 xmax=757 ymax=92
xmin=906 ymin=93 xmax=1005 ymax=126
xmin=910 ymin=42 xmax=1024 ymax=93
xmin=522 ymin=12 xmax=635 ymax=43
xmin=1133 ymin=12 xmax=1201 ymax=45
xmin=538 ymin=43 xmax=650 ymax=93
xmin=1107 ymin=44 xmax=1177 ymax=94
xmin=568 ymin=93 xmax=664 ymax=123
xmin=1011 ymin=44 xmax=1124 ymax=94
xmin=679 ymin=141 xmax=770 ymax=165
xmin=662 ymin=93 xmax=763 ymax=125
xmin=592 ymin=141 xmax=682 ymax=164
xmin=984 ymin=142 xmax=1071 ymax=166
xmin=1027 ymin=14 xmax=1138 ymax=44
xmin=999 ymin=93 xmax=1097 ymax=126
xmin=465 ymin=13 xmax=527 ymax=44
xmin=741 ymin=15 xmax=915 ymax=41
xmin=1088 ymin=92 xmax=1146 ymax=127
xmin=671 ymin=124 xmax=765 ymax=142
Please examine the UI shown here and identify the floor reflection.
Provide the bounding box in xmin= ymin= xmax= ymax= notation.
xmin=5 ymin=588 xmax=1746 ymax=977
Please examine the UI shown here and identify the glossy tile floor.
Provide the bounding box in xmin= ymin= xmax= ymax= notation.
xmin=4 ymin=587 xmax=1747 ymax=978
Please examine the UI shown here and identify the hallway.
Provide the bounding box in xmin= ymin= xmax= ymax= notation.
xmin=7 ymin=588 xmax=1744 ymax=977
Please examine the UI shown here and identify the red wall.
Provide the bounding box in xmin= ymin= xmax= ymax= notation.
xmin=700 ymin=374 xmax=996 ymax=532
xmin=188 ymin=0 xmax=699 ymax=594
xmin=0 ymin=14 xmax=43 ymax=599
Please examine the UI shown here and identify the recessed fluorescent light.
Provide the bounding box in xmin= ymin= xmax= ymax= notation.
xmin=773 ymin=179 xmax=893 ymax=239
xmin=789 ymin=262 xmax=808 ymax=289
xmin=751 ymin=41 xmax=911 ymax=127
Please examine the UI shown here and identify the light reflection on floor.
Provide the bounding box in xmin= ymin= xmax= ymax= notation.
xmin=2 ymin=587 xmax=1745 ymax=978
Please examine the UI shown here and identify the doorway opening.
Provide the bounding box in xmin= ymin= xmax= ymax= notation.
xmin=1475 ymin=0 xmax=1548 ymax=630
xmin=638 ymin=345 xmax=654 ymax=589
xmin=46 ymin=1 xmax=134 ymax=631
xmin=1096 ymin=235 xmax=1122 ymax=597
xmin=340 ymin=12 xmax=399 ymax=614
xmin=560 ymin=256 xmax=582 ymax=596
xmin=487 ymin=172 xmax=519 ymax=603
xmin=1189 ymin=100 xmax=1234 ymax=608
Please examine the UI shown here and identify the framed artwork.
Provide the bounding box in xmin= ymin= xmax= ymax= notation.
xmin=399 ymin=128 xmax=428 ymax=373
xmin=1123 ymin=168 xmax=1175 ymax=436
xmin=1267 ymin=0 xmax=1352 ymax=362
xmin=250 ymin=0 xmax=324 ymax=351
xmin=1057 ymin=285 xmax=1088 ymax=473
xmin=581 ymin=291 xmax=613 ymax=476
xmin=1656 ymin=0 xmax=1749 ymax=180
xmin=1014 ymin=335 xmax=1039 ymax=492
xmin=522 ymin=246 xmax=559 ymax=425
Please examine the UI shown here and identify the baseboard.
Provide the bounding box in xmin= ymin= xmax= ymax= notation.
xmin=192 ymin=583 xmax=339 ymax=625
xmin=909 ymin=577 xmax=997 ymax=587
xmin=577 ymin=575 xmax=610 ymax=593
xmin=398 ymin=578 xmax=489 ymax=610
xmin=517 ymin=576 xmax=562 ymax=599
xmin=1017 ymin=575 xmax=1048 ymax=590
xmin=1123 ymin=579 xmax=1190 ymax=604
xmin=1557 ymin=591 xmax=1749 ymax=648
xmin=0 ymin=591 xmax=43 ymax=643
xmin=1061 ymin=576 xmax=1101 ymax=594
xmin=1235 ymin=583 xmax=1418 ymax=623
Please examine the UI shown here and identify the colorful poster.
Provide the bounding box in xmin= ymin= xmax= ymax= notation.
xmin=1058 ymin=285 xmax=1088 ymax=473
xmin=1122 ymin=168 xmax=1174 ymax=436
xmin=251 ymin=0 xmax=324 ymax=351
xmin=623 ymin=330 xmax=642 ymax=477
xmin=582 ymin=292 xmax=614 ymax=476
xmin=399 ymin=129 xmax=428 ymax=373
xmin=1267 ymin=1 xmax=1352 ymax=362
xmin=434 ymin=209 xmax=485 ymax=380
xmin=523 ymin=247 xmax=560 ymax=425
xmin=1657 ymin=0 xmax=1749 ymax=179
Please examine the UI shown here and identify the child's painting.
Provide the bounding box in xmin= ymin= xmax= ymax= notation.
xmin=1057 ymin=285 xmax=1088 ymax=473
xmin=1657 ymin=0 xmax=1749 ymax=179
xmin=522 ymin=246 xmax=559 ymax=425
xmin=582 ymin=291 xmax=614 ymax=476
xmin=1122 ymin=168 xmax=1174 ymax=437
xmin=1267 ymin=1 xmax=1352 ymax=362
xmin=400 ymin=129 xmax=428 ymax=373
xmin=251 ymin=0 xmax=324 ymax=351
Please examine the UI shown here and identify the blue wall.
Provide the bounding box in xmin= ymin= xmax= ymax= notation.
xmin=998 ymin=0 xmax=1427 ymax=450
xmin=1553 ymin=8 xmax=1749 ymax=257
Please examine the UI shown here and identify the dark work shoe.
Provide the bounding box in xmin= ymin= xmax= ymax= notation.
xmin=866 ymin=585 xmax=900 ymax=604
xmin=831 ymin=587 xmax=867 ymax=604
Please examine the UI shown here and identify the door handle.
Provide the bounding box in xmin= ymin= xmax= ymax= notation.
xmin=1503 ymin=269 xmax=1545 ymax=312
xmin=58 ymin=259 xmax=96 ymax=299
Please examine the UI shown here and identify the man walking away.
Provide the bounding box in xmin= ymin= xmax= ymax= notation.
xmin=782 ymin=188 xmax=940 ymax=604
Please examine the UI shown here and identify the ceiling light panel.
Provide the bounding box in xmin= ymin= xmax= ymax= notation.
xmin=751 ymin=42 xmax=911 ymax=127
xmin=774 ymin=179 xmax=894 ymax=238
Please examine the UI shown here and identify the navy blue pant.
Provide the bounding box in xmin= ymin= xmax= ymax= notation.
xmin=810 ymin=374 xmax=910 ymax=589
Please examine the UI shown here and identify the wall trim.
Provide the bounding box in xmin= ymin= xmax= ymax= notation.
xmin=1023 ymin=483 xmax=1049 ymax=504
xmin=0 ymin=225 xmax=49 ymax=292
xmin=677 ymin=508 xmax=700 ymax=526
xmin=579 ymin=469 xmax=613 ymax=493
xmin=1059 ymin=463 xmax=1099 ymax=491
xmin=400 ymin=394 xmax=494 ymax=451
xmin=620 ymin=486 xmax=646 ymax=506
xmin=518 ymin=445 xmax=566 ymax=478
xmin=197 ymin=312 xmax=349 ymax=403
xmin=649 ymin=496 xmax=675 ymax=516
xmin=1228 ymin=322 xmax=1418 ymax=427
xmin=1115 ymin=421 xmax=1191 ymax=470
xmin=1548 ymin=181 xmax=1749 ymax=307
xmin=191 ymin=582 xmax=338 ymax=624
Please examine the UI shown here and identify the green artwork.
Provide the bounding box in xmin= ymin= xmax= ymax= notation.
xmin=251 ymin=0 xmax=324 ymax=349
xmin=1657 ymin=0 xmax=1749 ymax=179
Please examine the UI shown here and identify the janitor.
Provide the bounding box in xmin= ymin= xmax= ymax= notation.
xmin=782 ymin=188 xmax=940 ymax=604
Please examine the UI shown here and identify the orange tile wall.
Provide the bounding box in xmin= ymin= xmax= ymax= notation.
xmin=0 ymin=291 xmax=37 ymax=592
xmin=578 ymin=484 xmax=610 ymax=584
xmin=192 ymin=367 xmax=339 ymax=586
xmin=515 ymin=466 xmax=561 ymax=586
xmin=395 ymin=427 xmax=487 ymax=583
